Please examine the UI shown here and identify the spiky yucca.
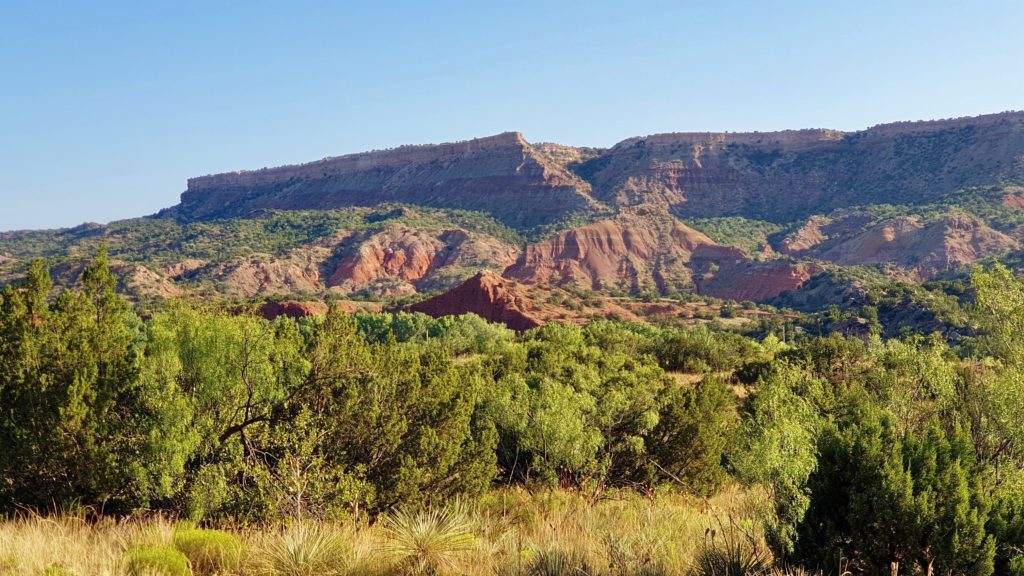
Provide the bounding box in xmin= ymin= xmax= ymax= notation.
xmin=380 ymin=506 xmax=476 ymax=575
xmin=253 ymin=523 xmax=351 ymax=576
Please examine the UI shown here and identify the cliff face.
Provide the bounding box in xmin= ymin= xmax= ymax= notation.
xmin=176 ymin=132 xmax=603 ymax=229
xmin=776 ymin=212 xmax=1019 ymax=279
xmin=504 ymin=209 xmax=746 ymax=293
xmin=326 ymin=224 xmax=519 ymax=296
xmin=575 ymin=112 xmax=1024 ymax=221
xmin=502 ymin=208 xmax=816 ymax=301
xmin=170 ymin=112 xmax=1024 ymax=232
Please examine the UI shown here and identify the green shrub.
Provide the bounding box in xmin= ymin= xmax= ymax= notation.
xmin=173 ymin=529 xmax=242 ymax=575
xmin=123 ymin=546 xmax=192 ymax=576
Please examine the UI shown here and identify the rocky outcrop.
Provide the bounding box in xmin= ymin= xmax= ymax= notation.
xmin=209 ymin=248 xmax=330 ymax=297
xmin=327 ymin=224 xmax=518 ymax=296
xmin=696 ymin=261 xmax=825 ymax=302
xmin=409 ymin=271 xmax=545 ymax=331
xmin=114 ymin=263 xmax=184 ymax=299
xmin=816 ymin=215 xmax=1018 ymax=278
xmin=505 ymin=210 xmax=745 ymax=292
xmin=174 ymin=132 xmax=604 ymax=229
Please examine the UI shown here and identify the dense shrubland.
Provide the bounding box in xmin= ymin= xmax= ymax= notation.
xmin=4 ymin=252 xmax=1024 ymax=575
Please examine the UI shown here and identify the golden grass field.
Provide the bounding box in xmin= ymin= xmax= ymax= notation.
xmin=0 ymin=486 xmax=784 ymax=576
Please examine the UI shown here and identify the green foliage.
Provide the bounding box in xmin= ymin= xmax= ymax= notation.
xmin=689 ymin=523 xmax=772 ymax=576
xmin=123 ymin=545 xmax=192 ymax=576
xmin=481 ymin=322 xmax=670 ymax=488
xmin=683 ymin=217 xmax=784 ymax=255
xmin=647 ymin=377 xmax=736 ymax=495
xmin=527 ymin=547 xmax=595 ymax=576
xmin=173 ymin=529 xmax=243 ymax=575
xmin=9 ymin=252 xmax=1024 ymax=575
xmin=732 ymin=364 xmax=821 ymax=556
xmin=796 ymin=397 xmax=994 ymax=576
xmin=0 ymin=254 xmax=194 ymax=512
xmin=651 ymin=325 xmax=762 ymax=373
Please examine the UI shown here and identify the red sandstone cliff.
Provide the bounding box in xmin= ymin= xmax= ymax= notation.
xmin=505 ymin=210 xmax=745 ymax=292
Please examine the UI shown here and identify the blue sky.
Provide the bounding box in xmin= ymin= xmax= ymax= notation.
xmin=2 ymin=0 xmax=1022 ymax=231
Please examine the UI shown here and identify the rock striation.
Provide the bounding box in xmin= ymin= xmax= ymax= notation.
xmin=574 ymin=112 xmax=1024 ymax=221
xmin=175 ymin=132 xmax=603 ymax=229
xmin=327 ymin=224 xmax=518 ymax=296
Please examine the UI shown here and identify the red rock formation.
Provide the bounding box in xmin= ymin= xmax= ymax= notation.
xmin=779 ymin=216 xmax=831 ymax=255
xmin=326 ymin=224 xmax=519 ymax=296
xmin=1001 ymin=186 xmax=1024 ymax=209
xmin=409 ymin=271 xmax=545 ymax=331
xmin=505 ymin=212 xmax=745 ymax=292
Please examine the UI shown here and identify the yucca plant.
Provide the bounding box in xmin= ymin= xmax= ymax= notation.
xmin=527 ymin=546 xmax=594 ymax=576
xmin=253 ymin=523 xmax=351 ymax=576
xmin=380 ymin=506 xmax=476 ymax=575
xmin=689 ymin=524 xmax=772 ymax=576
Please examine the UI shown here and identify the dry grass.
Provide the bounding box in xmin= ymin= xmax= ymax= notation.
xmin=0 ymin=487 xmax=766 ymax=576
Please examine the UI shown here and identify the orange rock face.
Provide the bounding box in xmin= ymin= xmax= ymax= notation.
xmin=327 ymin=225 xmax=519 ymax=296
xmin=505 ymin=212 xmax=745 ymax=292
xmin=409 ymin=271 xmax=545 ymax=331
xmin=816 ymin=215 xmax=1018 ymax=278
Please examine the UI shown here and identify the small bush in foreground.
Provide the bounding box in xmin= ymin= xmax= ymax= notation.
xmin=173 ymin=528 xmax=242 ymax=575
xmin=123 ymin=545 xmax=192 ymax=576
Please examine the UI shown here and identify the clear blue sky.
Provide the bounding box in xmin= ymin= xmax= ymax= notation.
xmin=2 ymin=0 xmax=1022 ymax=232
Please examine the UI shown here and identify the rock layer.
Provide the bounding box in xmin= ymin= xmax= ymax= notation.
xmin=505 ymin=210 xmax=745 ymax=293
xmin=176 ymin=132 xmax=602 ymax=229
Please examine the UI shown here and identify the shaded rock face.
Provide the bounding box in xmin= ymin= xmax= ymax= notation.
xmin=327 ymin=225 xmax=519 ymax=296
xmin=505 ymin=212 xmax=745 ymax=292
xmin=409 ymin=271 xmax=544 ymax=331
xmin=172 ymin=112 xmax=1024 ymax=234
xmin=695 ymin=261 xmax=826 ymax=302
xmin=176 ymin=132 xmax=602 ymax=229
xmin=257 ymin=300 xmax=329 ymax=320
